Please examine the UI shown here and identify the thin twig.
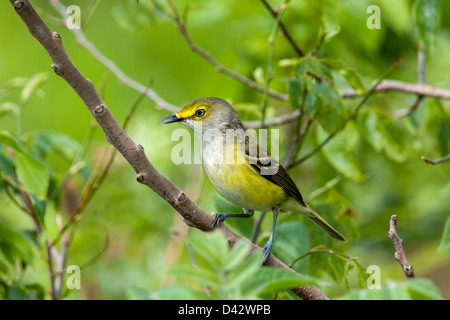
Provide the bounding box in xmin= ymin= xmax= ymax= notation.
xmin=261 ymin=3 xmax=286 ymax=127
xmin=47 ymin=121 xmax=97 ymax=202
xmin=52 ymin=213 xmax=70 ymax=299
xmin=390 ymin=95 xmax=424 ymax=118
xmin=288 ymin=246 xmax=363 ymax=271
xmin=250 ymin=212 xmax=267 ymax=244
xmin=166 ymin=0 xmax=287 ymax=102
xmin=259 ymin=0 xmax=304 ymax=57
xmin=77 ymin=214 xmax=110 ymax=270
xmin=3 ymin=182 xmax=32 ymax=216
xmin=49 ymin=0 xmax=178 ymax=112
xmin=55 ymin=84 xmax=152 ymax=242
xmin=388 ymin=215 xmax=415 ymax=279
xmin=417 ymin=42 xmax=426 ymax=86
xmin=421 ymin=154 xmax=450 ymax=165
xmin=284 ymin=114 xmax=312 ymax=169
xmin=245 ymin=109 xmax=301 ymax=128
xmin=291 ymin=61 xmax=400 ymax=167
xmin=391 ymin=42 xmax=427 ymax=119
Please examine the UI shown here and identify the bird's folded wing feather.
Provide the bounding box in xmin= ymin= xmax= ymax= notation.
xmin=245 ymin=137 xmax=306 ymax=207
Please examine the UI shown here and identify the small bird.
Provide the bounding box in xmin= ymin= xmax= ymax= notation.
xmin=161 ymin=97 xmax=346 ymax=263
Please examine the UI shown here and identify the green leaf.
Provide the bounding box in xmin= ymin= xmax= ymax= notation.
xmin=0 ymin=131 xmax=22 ymax=151
xmin=0 ymin=221 xmax=34 ymax=267
xmin=15 ymin=154 xmax=49 ymax=201
xmin=406 ymin=278 xmax=443 ymax=300
xmin=328 ymin=253 xmax=348 ymax=287
xmin=271 ymin=221 xmax=310 ymax=273
xmin=242 ymin=267 xmax=318 ymax=299
xmin=278 ymin=58 xmax=302 ymax=68
xmin=171 ymin=230 xmax=321 ymax=299
xmin=438 ymin=216 xmax=450 ymax=252
xmin=166 ymin=265 xmax=221 ymax=289
xmin=225 ymin=252 xmax=262 ymax=298
xmin=1 ymin=282 xmax=45 ymax=300
xmin=437 ymin=116 xmax=450 ymax=156
xmin=186 ymin=230 xmax=230 ymax=270
xmin=22 ymin=131 xmax=82 ymax=163
xmin=286 ymin=77 xmax=303 ymax=110
xmin=0 ymin=146 xmax=17 ymax=180
xmin=358 ymin=108 xmax=409 ymax=162
xmin=0 ymin=102 xmax=19 ymax=118
xmin=321 ymin=58 xmax=367 ymax=95
xmin=414 ymin=0 xmax=441 ymax=55
xmin=127 ymin=285 xmax=209 ymax=300
xmin=253 ymin=66 xmax=265 ymax=86
xmin=309 ymin=81 xmax=347 ymax=132
xmin=316 ymin=122 xmax=363 ymax=182
xmin=340 ymin=278 xmax=443 ymax=300
xmin=20 ymin=72 xmax=48 ymax=104
xmin=295 ymin=56 xmax=333 ymax=82
xmin=225 ymin=239 xmax=253 ymax=271
xmin=311 ymin=188 xmax=358 ymax=243
xmin=341 ymin=278 xmax=443 ymax=300
xmin=292 ymin=56 xmax=348 ymax=132
xmin=0 ymin=132 xmax=49 ymax=200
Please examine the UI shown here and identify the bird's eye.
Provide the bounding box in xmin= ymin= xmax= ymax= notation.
xmin=195 ymin=109 xmax=206 ymax=117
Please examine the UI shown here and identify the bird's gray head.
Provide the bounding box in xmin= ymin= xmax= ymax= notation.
xmin=160 ymin=97 xmax=245 ymax=134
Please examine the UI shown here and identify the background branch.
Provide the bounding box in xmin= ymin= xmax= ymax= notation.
xmin=49 ymin=0 xmax=178 ymax=113
xmin=47 ymin=0 xmax=450 ymax=132
xmin=11 ymin=0 xmax=328 ymax=300
xmin=340 ymin=79 xmax=450 ymax=100
xmin=166 ymin=0 xmax=286 ymax=102
xmin=421 ymin=154 xmax=450 ymax=165
xmin=289 ymin=61 xmax=399 ymax=168
xmin=259 ymin=0 xmax=305 ymax=57
xmin=388 ymin=215 xmax=415 ymax=279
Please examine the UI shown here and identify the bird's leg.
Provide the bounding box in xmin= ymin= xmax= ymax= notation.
xmin=212 ymin=209 xmax=254 ymax=227
xmin=261 ymin=206 xmax=279 ymax=264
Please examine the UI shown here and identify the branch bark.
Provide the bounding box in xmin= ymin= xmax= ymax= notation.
xmin=9 ymin=0 xmax=328 ymax=300
xmin=388 ymin=215 xmax=415 ymax=279
xmin=340 ymin=79 xmax=450 ymax=100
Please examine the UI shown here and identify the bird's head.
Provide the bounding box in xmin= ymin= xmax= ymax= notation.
xmin=160 ymin=97 xmax=244 ymax=133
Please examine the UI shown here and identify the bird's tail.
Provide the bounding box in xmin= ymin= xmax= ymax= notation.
xmin=302 ymin=206 xmax=347 ymax=241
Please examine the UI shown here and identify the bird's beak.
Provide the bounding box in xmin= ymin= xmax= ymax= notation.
xmin=160 ymin=113 xmax=184 ymax=124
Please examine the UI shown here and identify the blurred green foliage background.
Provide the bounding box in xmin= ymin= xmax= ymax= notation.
xmin=0 ymin=0 xmax=449 ymax=299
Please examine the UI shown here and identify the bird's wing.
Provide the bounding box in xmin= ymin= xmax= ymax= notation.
xmin=245 ymin=137 xmax=306 ymax=207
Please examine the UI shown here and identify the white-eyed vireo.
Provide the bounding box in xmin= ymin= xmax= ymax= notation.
xmin=161 ymin=97 xmax=346 ymax=263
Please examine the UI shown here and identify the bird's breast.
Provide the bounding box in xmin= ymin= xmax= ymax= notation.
xmin=201 ymin=141 xmax=288 ymax=212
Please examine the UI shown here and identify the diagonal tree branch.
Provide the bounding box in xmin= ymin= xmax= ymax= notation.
xmin=9 ymin=0 xmax=328 ymax=300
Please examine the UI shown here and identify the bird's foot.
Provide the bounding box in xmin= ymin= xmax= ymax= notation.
xmin=212 ymin=212 xmax=227 ymax=227
xmin=261 ymin=239 xmax=273 ymax=264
